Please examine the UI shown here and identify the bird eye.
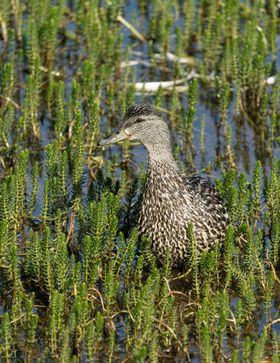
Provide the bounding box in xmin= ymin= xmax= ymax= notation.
xmin=135 ymin=118 xmax=143 ymax=123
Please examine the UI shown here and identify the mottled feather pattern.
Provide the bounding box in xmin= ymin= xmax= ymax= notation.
xmin=99 ymin=103 xmax=230 ymax=267
xmin=124 ymin=104 xmax=161 ymax=121
xmin=138 ymin=162 xmax=229 ymax=267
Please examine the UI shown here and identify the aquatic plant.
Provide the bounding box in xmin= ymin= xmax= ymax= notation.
xmin=0 ymin=0 xmax=279 ymax=361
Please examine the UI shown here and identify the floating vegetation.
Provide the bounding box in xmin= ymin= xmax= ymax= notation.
xmin=0 ymin=0 xmax=279 ymax=362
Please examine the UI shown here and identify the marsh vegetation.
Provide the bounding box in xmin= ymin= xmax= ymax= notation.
xmin=0 ymin=0 xmax=279 ymax=361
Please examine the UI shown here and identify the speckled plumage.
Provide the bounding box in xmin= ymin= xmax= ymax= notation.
xmin=98 ymin=104 xmax=230 ymax=267
xmin=138 ymin=161 xmax=229 ymax=266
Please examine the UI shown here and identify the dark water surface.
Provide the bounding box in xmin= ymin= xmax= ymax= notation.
xmin=0 ymin=0 xmax=279 ymax=361
xmin=98 ymin=2 xmax=280 ymax=182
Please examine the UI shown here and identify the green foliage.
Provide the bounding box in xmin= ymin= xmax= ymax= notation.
xmin=0 ymin=0 xmax=279 ymax=361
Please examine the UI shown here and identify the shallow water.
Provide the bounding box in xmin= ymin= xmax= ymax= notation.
xmin=99 ymin=4 xmax=280 ymax=182
xmin=0 ymin=0 xmax=279 ymax=361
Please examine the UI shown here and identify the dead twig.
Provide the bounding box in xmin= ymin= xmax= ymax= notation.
xmin=116 ymin=15 xmax=145 ymax=42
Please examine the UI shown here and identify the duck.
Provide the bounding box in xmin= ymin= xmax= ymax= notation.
xmin=98 ymin=104 xmax=230 ymax=267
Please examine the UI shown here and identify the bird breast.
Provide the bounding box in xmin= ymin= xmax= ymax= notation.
xmin=137 ymin=162 xmax=229 ymax=266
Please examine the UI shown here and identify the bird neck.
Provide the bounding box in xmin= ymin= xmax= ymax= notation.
xmin=145 ymin=155 xmax=183 ymax=196
xmin=146 ymin=141 xmax=178 ymax=171
xmin=147 ymin=148 xmax=179 ymax=175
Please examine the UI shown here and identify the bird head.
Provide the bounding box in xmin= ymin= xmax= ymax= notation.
xmin=98 ymin=104 xmax=168 ymax=148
